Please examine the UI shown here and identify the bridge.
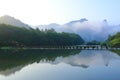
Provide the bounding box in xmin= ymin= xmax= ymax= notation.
xmin=30 ymin=45 xmax=108 ymax=50
xmin=64 ymin=45 xmax=102 ymax=49
xmin=57 ymin=45 xmax=105 ymax=50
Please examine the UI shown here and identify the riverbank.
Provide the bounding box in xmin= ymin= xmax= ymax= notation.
xmin=0 ymin=46 xmax=120 ymax=50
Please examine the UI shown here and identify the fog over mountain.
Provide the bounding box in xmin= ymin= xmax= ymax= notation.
xmin=0 ymin=15 xmax=119 ymax=42
xmin=37 ymin=18 xmax=120 ymax=42
xmin=0 ymin=15 xmax=31 ymax=29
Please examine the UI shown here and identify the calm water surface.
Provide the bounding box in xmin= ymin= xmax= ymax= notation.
xmin=0 ymin=49 xmax=120 ymax=80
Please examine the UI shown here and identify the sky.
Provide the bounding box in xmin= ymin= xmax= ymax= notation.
xmin=0 ymin=0 xmax=120 ymax=25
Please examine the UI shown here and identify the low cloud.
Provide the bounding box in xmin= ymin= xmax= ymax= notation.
xmin=38 ymin=19 xmax=120 ymax=42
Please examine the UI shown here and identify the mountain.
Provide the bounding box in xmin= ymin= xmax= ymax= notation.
xmin=38 ymin=23 xmax=61 ymax=29
xmin=0 ymin=24 xmax=84 ymax=47
xmin=0 ymin=15 xmax=31 ymax=29
xmin=66 ymin=18 xmax=88 ymax=26
xmin=37 ymin=19 xmax=120 ymax=42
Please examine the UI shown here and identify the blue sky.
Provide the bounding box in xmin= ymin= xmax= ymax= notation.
xmin=0 ymin=0 xmax=119 ymax=25
xmin=49 ymin=0 xmax=120 ymax=24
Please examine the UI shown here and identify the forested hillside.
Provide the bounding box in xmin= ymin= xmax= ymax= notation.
xmin=0 ymin=24 xmax=84 ymax=47
xmin=108 ymin=32 xmax=120 ymax=48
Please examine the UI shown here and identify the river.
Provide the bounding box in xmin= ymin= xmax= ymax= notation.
xmin=0 ymin=49 xmax=120 ymax=80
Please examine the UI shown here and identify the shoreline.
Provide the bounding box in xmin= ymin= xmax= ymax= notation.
xmin=0 ymin=47 xmax=120 ymax=50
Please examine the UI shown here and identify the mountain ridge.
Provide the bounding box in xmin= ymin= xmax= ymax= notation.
xmin=37 ymin=19 xmax=120 ymax=42
xmin=0 ymin=15 xmax=31 ymax=29
xmin=0 ymin=15 xmax=120 ymax=42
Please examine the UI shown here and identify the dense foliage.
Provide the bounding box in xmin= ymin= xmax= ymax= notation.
xmin=86 ymin=40 xmax=100 ymax=45
xmin=108 ymin=32 xmax=120 ymax=48
xmin=0 ymin=24 xmax=84 ymax=47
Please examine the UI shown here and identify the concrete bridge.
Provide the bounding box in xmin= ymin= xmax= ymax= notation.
xmin=34 ymin=45 xmax=107 ymax=50
xmin=59 ymin=45 xmax=104 ymax=50
xmin=27 ymin=45 xmax=120 ymax=50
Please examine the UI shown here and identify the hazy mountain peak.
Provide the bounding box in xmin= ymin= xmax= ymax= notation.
xmin=37 ymin=18 xmax=120 ymax=42
xmin=1 ymin=15 xmax=14 ymax=19
xmin=69 ymin=18 xmax=88 ymax=24
xmin=79 ymin=18 xmax=88 ymax=22
xmin=48 ymin=23 xmax=60 ymax=26
xmin=0 ymin=15 xmax=31 ymax=29
xmin=66 ymin=18 xmax=88 ymax=26
xmin=103 ymin=19 xmax=107 ymax=22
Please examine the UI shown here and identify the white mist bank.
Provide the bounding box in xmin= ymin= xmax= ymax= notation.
xmin=37 ymin=19 xmax=120 ymax=42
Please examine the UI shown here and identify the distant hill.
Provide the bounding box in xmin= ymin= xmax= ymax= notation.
xmin=37 ymin=23 xmax=61 ymax=31
xmin=37 ymin=18 xmax=120 ymax=42
xmin=65 ymin=18 xmax=88 ymax=26
xmin=0 ymin=24 xmax=84 ymax=47
xmin=0 ymin=15 xmax=31 ymax=29
xmin=0 ymin=15 xmax=120 ymax=42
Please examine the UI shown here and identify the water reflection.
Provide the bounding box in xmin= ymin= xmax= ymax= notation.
xmin=0 ymin=49 xmax=80 ymax=76
xmin=50 ymin=50 xmax=120 ymax=68
xmin=0 ymin=49 xmax=120 ymax=76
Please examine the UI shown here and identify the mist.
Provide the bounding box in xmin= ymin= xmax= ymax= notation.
xmin=37 ymin=19 xmax=120 ymax=42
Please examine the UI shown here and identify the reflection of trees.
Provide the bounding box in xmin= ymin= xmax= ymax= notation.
xmin=0 ymin=49 xmax=80 ymax=72
xmin=111 ymin=50 xmax=120 ymax=56
xmin=0 ymin=50 xmax=118 ymax=76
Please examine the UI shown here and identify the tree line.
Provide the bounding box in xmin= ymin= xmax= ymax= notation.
xmin=0 ymin=24 xmax=84 ymax=47
xmin=107 ymin=32 xmax=120 ymax=48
